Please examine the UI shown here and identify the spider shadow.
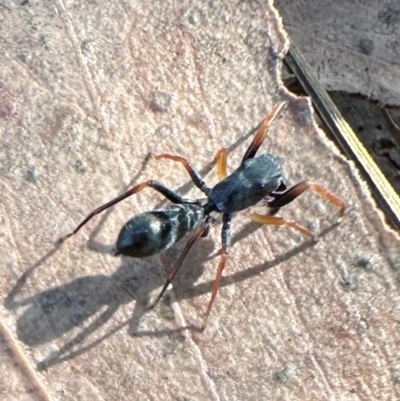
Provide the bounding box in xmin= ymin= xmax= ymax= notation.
xmin=131 ymin=220 xmax=340 ymax=337
xmin=11 ymin=234 xmax=214 ymax=371
xmin=3 ymin=146 xmax=230 ymax=370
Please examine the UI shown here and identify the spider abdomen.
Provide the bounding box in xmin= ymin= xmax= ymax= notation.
xmin=115 ymin=204 xmax=204 ymax=258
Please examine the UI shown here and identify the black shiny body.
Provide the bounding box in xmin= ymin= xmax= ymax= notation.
xmin=114 ymin=153 xmax=284 ymax=259
xmin=115 ymin=204 xmax=204 ymax=257
xmin=207 ymin=154 xmax=282 ymax=213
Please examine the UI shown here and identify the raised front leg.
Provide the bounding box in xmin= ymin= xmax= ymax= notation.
xmin=241 ymin=102 xmax=286 ymax=163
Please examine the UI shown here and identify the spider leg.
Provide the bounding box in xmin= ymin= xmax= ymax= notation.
xmin=249 ymin=213 xmax=313 ymax=238
xmin=202 ymin=212 xmax=232 ymax=329
xmin=241 ymin=101 xmax=286 ymax=163
xmin=59 ymin=180 xmax=197 ymax=242
xmin=152 ymin=154 xmax=211 ymax=195
xmin=213 ymin=148 xmax=228 ymax=180
xmin=267 ymin=181 xmax=345 ymax=217
xmin=151 ymin=217 xmax=213 ymax=307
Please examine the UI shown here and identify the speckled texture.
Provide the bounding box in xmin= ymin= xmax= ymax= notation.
xmin=275 ymin=0 xmax=400 ymax=106
xmin=1 ymin=1 xmax=399 ymax=401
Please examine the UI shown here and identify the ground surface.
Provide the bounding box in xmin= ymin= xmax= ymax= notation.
xmin=276 ymin=0 xmax=400 ymax=106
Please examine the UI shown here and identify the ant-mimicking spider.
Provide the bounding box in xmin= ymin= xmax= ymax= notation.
xmin=60 ymin=102 xmax=345 ymax=327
